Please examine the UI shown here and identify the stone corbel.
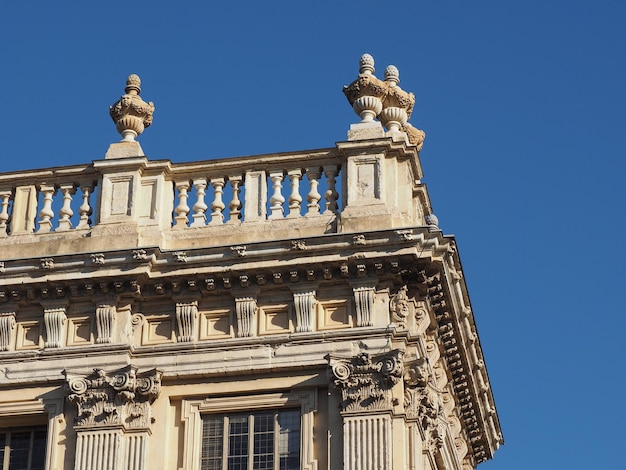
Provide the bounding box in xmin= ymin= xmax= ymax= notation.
xmin=95 ymin=302 xmax=117 ymax=344
xmin=42 ymin=300 xmax=69 ymax=348
xmin=0 ymin=311 xmax=16 ymax=351
xmin=289 ymin=284 xmax=318 ymax=333
xmin=350 ymin=280 xmax=377 ymax=327
xmin=175 ymin=298 xmax=199 ymax=342
xmin=234 ymin=297 xmax=257 ymax=338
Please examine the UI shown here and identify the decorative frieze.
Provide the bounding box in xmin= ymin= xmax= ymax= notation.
xmin=328 ymin=350 xmax=403 ymax=413
xmin=176 ymin=300 xmax=198 ymax=342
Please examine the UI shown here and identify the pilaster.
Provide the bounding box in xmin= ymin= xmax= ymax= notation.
xmin=328 ymin=350 xmax=403 ymax=470
xmin=64 ymin=366 xmax=162 ymax=470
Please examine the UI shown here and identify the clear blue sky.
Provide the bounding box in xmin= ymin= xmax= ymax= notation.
xmin=1 ymin=1 xmax=625 ymax=468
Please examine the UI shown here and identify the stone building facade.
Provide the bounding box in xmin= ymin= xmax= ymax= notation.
xmin=0 ymin=55 xmax=502 ymax=469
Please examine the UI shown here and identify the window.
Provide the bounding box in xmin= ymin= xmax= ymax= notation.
xmin=201 ymin=410 xmax=300 ymax=470
xmin=182 ymin=391 xmax=317 ymax=470
xmin=0 ymin=427 xmax=46 ymax=470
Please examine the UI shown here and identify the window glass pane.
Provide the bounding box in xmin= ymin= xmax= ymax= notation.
xmin=201 ymin=416 xmax=224 ymax=470
xmin=253 ymin=412 xmax=274 ymax=469
xmin=30 ymin=429 xmax=46 ymax=470
xmin=9 ymin=431 xmax=32 ymax=470
xmin=278 ymin=410 xmax=300 ymax=470
xmin=0 ymin=432 xmax=5 ymax=468
xmin=227 ymin=415 xmax=248 ymax=470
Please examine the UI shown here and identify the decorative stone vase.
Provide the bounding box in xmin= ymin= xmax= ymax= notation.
xmin=109 ymin=74 xmax=155 ymax=142
xmin=379 ymin=106 xmax=408 ymax=132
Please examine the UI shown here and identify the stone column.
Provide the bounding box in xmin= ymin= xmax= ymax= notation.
xmin=327 ymin=350 xmax=403 ymax=470
xmin=65 ymin=366 xmax=161 ymax=470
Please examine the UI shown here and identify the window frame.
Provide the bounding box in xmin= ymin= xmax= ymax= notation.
xmin=182 ymin=390 xmax=317 ymax=470
xmin=0 ymin=426 xmax=47 ymax=470
xmin=0 ymin=397 xmax=62 ymax=470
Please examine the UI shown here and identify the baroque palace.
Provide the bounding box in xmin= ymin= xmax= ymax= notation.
xmin=0 ymin=54 xmax=502 ymax=469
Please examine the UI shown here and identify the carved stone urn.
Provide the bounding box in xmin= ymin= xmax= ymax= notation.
xmin=343 ymin=54 xmax=387 ymax=123
xmin=109 ymin=74 xmax=155 ymax=142
xmin=379 ymin=65 xmax=415 ymax=132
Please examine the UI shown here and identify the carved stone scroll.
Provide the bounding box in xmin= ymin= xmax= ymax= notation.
xmin=293 ymin=290 xmax=316 ymax=333
xmin=44 ymin=306 xmax=67 ymax=348
xmin=234 ymin=297 xmax=257 ymax=337
xmin=176 ymin=301 xmax=198 ymax=342
xmin=96 ymin=303 xmax=116 ymax=344
xmin=0 ymin=312 xmax=16 ymax=351
xmin=353 ymin=284 xmax=376 ymax=327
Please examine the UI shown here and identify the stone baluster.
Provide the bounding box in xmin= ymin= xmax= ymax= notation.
xmin=287 ymin=169 xmax=303 ymax=218
xmin=268 ymin=171 xmax=285 ymax=219
xmin=305 ymin=167 xmax=321 ymax=216
xmin=44 ymin=306 xmax=67 ymax=348
xmin=323 ymin=165 xmax=340 ymax=214
xmin=176 ymin=301 xmax=198 ymax=342
xmin=37 ymin=184 xmax=57 ymax=233
xmin=190 ymin=178 xmax=208 ymax=227
xmin=57 ymin=184 xmax=76 ymax=231
xmin=77 ymin=185 xmax=93 ymax=229
xmin=174 ymin=180 xmax=190 ymax=228
xmin=0 ymin=312 xmax=16 ymax=351
xmin=96 ymin=303 xmax=116 ymax=344
xmin=234 ymin=297 xmax=257 ymax=337
xmin=209 ymin=178 xmax=226 ymax=225
xmin=227 ymin=175 xmax=243 ymax=223
xmin=0 ymin=191 xmax=11 ymax=237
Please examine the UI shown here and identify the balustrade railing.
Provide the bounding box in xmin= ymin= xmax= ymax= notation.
xmin=167 ymin=150 xmax=342 ymax=228
xmin=0 ymin=149 xmax=343 ymax=239
xmin=0 ymin=164 xmax=98 ymax=237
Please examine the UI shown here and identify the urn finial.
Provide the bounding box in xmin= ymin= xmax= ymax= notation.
xmin=359 ymin=54 xmax=375 ymax=75
xmin=109 ymin=74 xmax=155 ymax=142
xmin=384 ymin=65 xmax=400 ymax=87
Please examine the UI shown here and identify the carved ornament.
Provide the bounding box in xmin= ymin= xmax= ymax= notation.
xmin=65 ymin=366 xmax=162 ymax=431
xmin=404 ymin=357 xmax=446 ymax=451
xmin=328 ymin=350 xmax=403 ymax=413
xmin=109 ymin=74 xmax=155 ymax=142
